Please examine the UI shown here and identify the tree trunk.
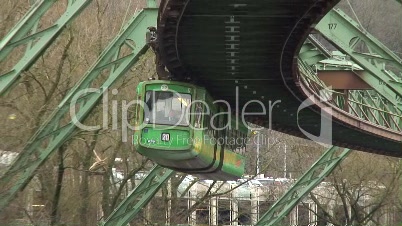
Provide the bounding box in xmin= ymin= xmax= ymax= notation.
xmin=50 ymin=145 xmax=66 ymax=226
xmin=79 ymin=148 xmax=92 ymax=226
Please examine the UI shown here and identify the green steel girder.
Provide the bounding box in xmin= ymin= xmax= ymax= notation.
xmin=299 ymin=48 xmax=402 ymax=119
xmin=102 ymin=165 xmax=174 ymax=226
xmin=0 ymin=5 xmax=158 ymax=211
xmin=313 ymin=51 xmax=364 ymax=71
xmin=300 ymin=8 xmax=402 ymax=125
xmin=315 ymin=9 xmax=402 ymax=108
xmin=300 ymin=38 xmax=363 ymax=76
xmin=256 ymin=146 xmax=350 ymax=226
xmin=0 ymin=0 xmax=91 ymax=96
xmin=349 ymin=91 xmax=401 ymax=130
xmin=300 ymin=40 xmax=400 ymax=109
xmin=349 ymin=91 xmax=387 ymax=128
xmin=0 ymin=0 xmax=56 ymax=59
xmin=313 ymin=61 xmax=399 ymax=112
xmin=299 ymin=35 xmax=331 ymax=66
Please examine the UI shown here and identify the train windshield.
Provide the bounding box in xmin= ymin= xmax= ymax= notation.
xmin=144 ymin=91 xmax=191 ymax=126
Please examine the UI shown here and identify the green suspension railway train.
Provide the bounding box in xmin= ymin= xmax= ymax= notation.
xmin=133 ymin=80 xmax=248 ymax=180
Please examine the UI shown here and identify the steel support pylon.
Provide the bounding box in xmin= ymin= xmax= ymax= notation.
xmin=0 ymin=5 xmax=158 ymax=211
xmin=0 ymin=0 xmax=92 ymax=96
xmin=256 ymin=146 xmax=350 ymax=226
xmin=315 ymin=9 xmax=402 ymax=108
xmin=299 ymin=38 xmax=402 ymax=131
xmin=101 ymin=165 xmax=174 ymax=226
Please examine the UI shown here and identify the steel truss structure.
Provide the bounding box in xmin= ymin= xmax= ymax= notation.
xmin=0 ymin=1 xmax=158 ymax=211
xmin=0 ymin=0 xmax=92 ymax=96
xmin=256 ymin=147 xmax=350 ymax=225
xmin=101 ymin=165 xmax=174 ymax=226
xmin=0 ymin=1 xmax=401 ymax=226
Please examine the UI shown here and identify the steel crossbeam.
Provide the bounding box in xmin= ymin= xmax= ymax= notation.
xmin=0 ymin=5 xmax=158 ymax=211
xmin=315 ymin=9 xmax=402 ymax=109
xmin=0 ymin=0 xmax=92 ymax=96
xmin=256 ymin=146 xmax=350 ymax=226
xmin=101 ymin=165 xmax=174 ymax=226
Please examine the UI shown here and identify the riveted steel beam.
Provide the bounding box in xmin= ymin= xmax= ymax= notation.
xmin=300 ymin=39 xmax=401 ymax=109
xmin=315 ymin=9 xmax=402 ymax=109
xmin=101 ymin=166 xmax=174 ymax=226
xmin=299 ymin=35 xmax=331 ymax=66
xmin=256 ymin=146 xmax=350 ymax=226
xmin=0 ymin=6 xmax=158 ymax=211
xmin=0 ymin=0 xmax=56 ymax=59
xmin=0 ymin=0 xmax=91 ymax=96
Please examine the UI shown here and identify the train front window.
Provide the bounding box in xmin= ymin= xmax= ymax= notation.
xmin=144 ymin=91 xmax=191 ymax=126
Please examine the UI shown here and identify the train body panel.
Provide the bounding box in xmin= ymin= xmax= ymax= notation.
xmin=133 ymin=80 xmax=247 ymax=180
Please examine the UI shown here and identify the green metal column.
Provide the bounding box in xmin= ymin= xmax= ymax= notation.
xmin=256 ymin=146 xmax=350 ymax=226
xmin=0 ymin=5 xmax=158 ymax=211
xmin=0 ymin=0 xmax=92 ymax=96
xmin=101 ymin=166 xmax=174 ymax=226
xmin=315 ymin=9 xmax=402 ymax=108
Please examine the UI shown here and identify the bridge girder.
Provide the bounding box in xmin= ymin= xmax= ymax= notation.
xmin=256 ymin=146 xmax=350 ymax=225
xmin=0 ymin=0 xmax=401 ymax=225
xmin=314 ymin=9 xmax=402 ymax=108
xmin=102 ymin=166 xmax=174 ymax=226
xmin=0 ymin=5 xmax=158 ymax=211
xmin=0 ymin=0 xmax=92 ymax=96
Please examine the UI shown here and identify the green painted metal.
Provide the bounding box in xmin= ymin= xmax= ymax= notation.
xmin=347 ymin=90 xmax=402 ymax=130
xmin=25 ymin=0 xmax=40 ymax=53
xmin=299 ymin=35 xmax=331 ymax=66
xmin=0 ymin=0 xmax=91 ymax=96
xmin=315 ymin=52 xmax=363 ymax=71
xmin=299 ymin=8 xmax=402 ymax=132
xmin=101 ymin=165 xmax=174 ymax=226
xmin=256 ymin=146 xmax=350 ymax=226
xmin=134 ymin=80 xmax=247 ymax=180
xmin=157 ymin=0 xmax=402 ymax=157
xmin=0 ymin=0 xmax=56 ymax=59
xmin=299 ymin=55 xmax=402 ymax=132
xmin=147 ymin=0 xmax=157 ymax=8
xmin=0 ymin=6 xmax=158 ymax=211
xmin=315 ymin=9 xmax=402 ymax=109
xmin=300 ymin=39 xmax=400 ymax=110
xmin=300 ymin=36 xmax=402 ymax=126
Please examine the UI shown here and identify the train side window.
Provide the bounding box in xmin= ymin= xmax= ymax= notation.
xmin=204 ymin=113 xmax=210 ymax=133
xmin=194 ymin=103 xmax=203 ymax=128
xmin=213 ymin=116 xmax=219 ymax=138
xmin=134 ymin=95 xmax=142 ymax=126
